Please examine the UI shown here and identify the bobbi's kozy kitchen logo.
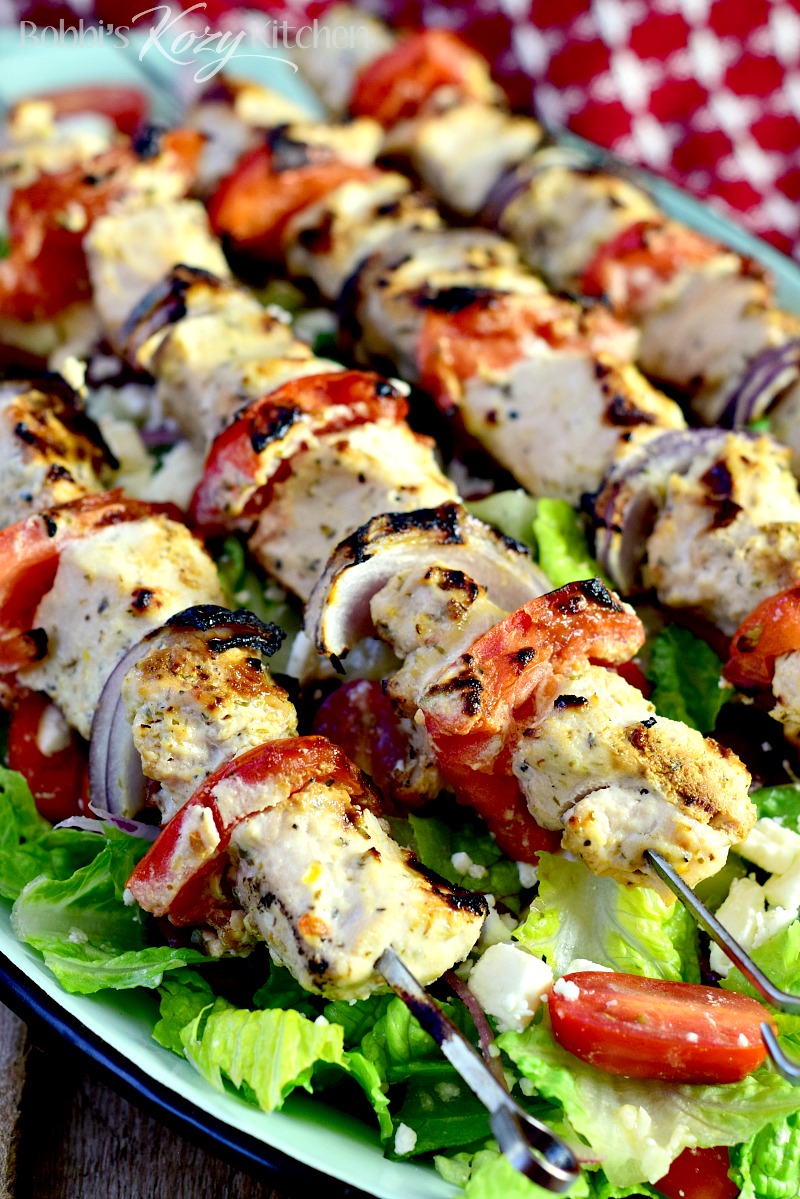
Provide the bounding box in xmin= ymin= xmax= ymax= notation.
xmin=19 ymin=2 xmax=368 ymax=81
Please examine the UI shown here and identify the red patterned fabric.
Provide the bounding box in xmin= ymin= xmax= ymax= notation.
xmin=12 ymin=0 xmax=800 ymax=259
xmin=371 ymin=0 xmax=800 ymax=261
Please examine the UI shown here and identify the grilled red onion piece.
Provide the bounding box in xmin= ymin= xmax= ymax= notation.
xmin=592 ymin=429 xmax=735 ymax=593
xmin=88 ymin=606 xmax=285 ymax=819
xmin=719 ymin=340 xmax=800 ymax=429
xmin=305 ymin=503 xmax=550 ymax=660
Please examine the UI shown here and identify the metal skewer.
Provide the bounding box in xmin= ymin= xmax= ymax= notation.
xmin=376 ymin=948 xmax=580 ymax=1193
xmin=647 ymin=851 xmax=800 ymax=1082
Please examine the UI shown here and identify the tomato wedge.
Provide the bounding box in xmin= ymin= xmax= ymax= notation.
xmin=190 ymin=370 xmax=406 ymax=532
xmin=0 ymin=491 xmax=182 ymax=673
xmin=417 ymin=290 xmax=589 ymax=415
xmin=655 ymin=1147 xmax=739 ymax=1199
xmin=30 ymin=85 xmax=148 ymax=135
xmin=350 ymin=29 xmax=489 ymax=127
xmin=422 ymin=579 xmax=644 ymax=762
xmin=581 ymin=219 xmax=722 ymax=316
xmin=725 ymin=585 xmax=800 ymax=692
xmin=548 ymin=972 xmax=773 ymax=1085
xmin=127 ymin=736 xmax=380 ymax=922
xmin=208 ymin=143 xmax=380 ymax=260
xmin=7 ymin=691 xmax=87 ymax=823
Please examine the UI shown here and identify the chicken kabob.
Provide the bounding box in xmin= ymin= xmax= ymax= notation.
xmin=190 ymin=82 xmax=800 ymax=672
xmin=193 ymin=81 xmax=685 ymax=507
xmin=293 ymin=7 xmax=800 ymax=466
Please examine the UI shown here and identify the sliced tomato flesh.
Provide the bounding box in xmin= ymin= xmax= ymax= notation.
xmin=0 ymin=491 xmax=182 ymax=674
xmin=208 ymin=144 xmax=380 ymax=260
xmin=190 ymin=370 xmax=406 ymax=532
xmin=350 ymin=30 xmax=488 ymax=127
xmin=549 ymin=971 xmax=772 ymax=1085
xmin=655 ymin=1146 xmax=739 ymax=1199
xmin=725 ymin=584 xmax=800 ymax=692
xmin=127 ymin=736 xmax=380 ymax=922
xmin=7 ymin=691 xmax=87 ymax=823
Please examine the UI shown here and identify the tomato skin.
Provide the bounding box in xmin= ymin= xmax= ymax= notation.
xmin=190 ymin=371 xmax=406 ymax=533
xmin=725 ymin=585 xmax=800 ymax=692
xmin=548 ymin=972 xmax=772 ymax=1085
xmin=447 ymin=766 xmax=560 ymax=863
xmin=351 ymin=30 xmax=486 ymax=127
xmin=31 ymin=86 xmax=148 ymax=135
xmin=7 ymin=692 xmax=86 ymax=823
xmin=127 ymin=736 xmax=381 ymax=921
xmin=581 ymin=219 xmax=721 ymax=316
xmin=655 ymin=1147 xmax=739 ymax=1199
xmin=208 ymin=145 xmax=379 ymax=260
xmin=0 ymin=492 xmax=183 ymax=674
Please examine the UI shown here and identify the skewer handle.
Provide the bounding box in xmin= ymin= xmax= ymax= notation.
xmin=376 ymin=948 xmax=580 ymax=1192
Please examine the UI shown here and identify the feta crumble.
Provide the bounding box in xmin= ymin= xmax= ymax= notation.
xmin=467 ymin=942 xmax=553 ymax=1033
xmin=552 ymin=977 xmax=581 ymax=1002
xmin=393 ymin=1124 xmax=418 ymax=1156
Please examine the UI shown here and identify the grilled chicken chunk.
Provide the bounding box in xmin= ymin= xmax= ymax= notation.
xmin=232 ymin=775 xmax=487 ymax=998
xmin=85 ymin=199 xmax=230 ymax=341
xmin=247 ymin=420 xmax=457 ymax=601
xmin=645 ymin=433 xmax=800 ymax=635
xmin=0 ymin=378 xmax=113 ymax=527
xmin=513 ymin=665 xmax=753 ymax=894
xmin=122 ymin=615 xmax=296 ymax=821
xmin=24 ymin=515 xmax=225 ymax=737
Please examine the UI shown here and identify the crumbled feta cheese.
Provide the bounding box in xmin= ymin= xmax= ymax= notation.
xmin=552 ymin=977 xmax=581 ymax=1002
xmin=516 ymin=860 xmax=539 ymax=889
xmin=435 ymin=1082 xmax=460 ymax=1102
xmin=467 ymin=942 xmax=553 ymax=1033
xmin=35 ymin=702 xmax=71 ymax=757
xmin=564 ymin=959 xmax=613 ymax=976
xmin=686 ymin=1032 xmax=699 ymax=1043
xmin=736 ymin=817 xmax=800 ymax=874
xmin=451 ymin=851 xmax=487 ymax=879
xmin=737 ymin=1033 xmax=750 ymax=1048
xmin=764 ymin=853 xmax=800 ymax=911
xmin=477 ymin=894 xmax=516 ymax=948
xmin=393 ymin=1123 xmax=418 ymax=1156
xmin=67 ymin=927 xmax=88 ymax=944
xmin=122 ymin=887 xmax=136 ymax=907
xmin=710 ymin=876 xmax=798 ymax=976
xmin=314 ymin=1015 xmax=329 ymax=1026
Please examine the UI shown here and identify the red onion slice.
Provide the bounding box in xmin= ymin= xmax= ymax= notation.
xmin=719 ymin=340 xmax=800 ymax=428
xmin=592 ymin=429 xmax=736 ymax=593
xmin=56 ymin=813 xmax=160 ymax=840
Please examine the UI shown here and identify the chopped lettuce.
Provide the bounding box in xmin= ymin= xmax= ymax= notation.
xmin=254 ymin=960 xmax=320 ymax=1021
xmin=722 ymin=920 xmax=800 ymax=1005
xmin=750 ymin=784 xmax=800 ymax=831
xmin=466 ymin=490 xmax=538 ymax=551
xmin=154 ymin=973 xmax=228 ymax=1055
xmin=466 ymin=492 xmax=606 ymax=588
xmin=499 ymin=1020 xmax=800 ymax=1186
xmin=388 ymin=1077 xmax=490 ymax=1157
xmin=731 ymin=1112 xmax=800 ymax=1199
xmin=11 ymin=829 xmax=205 ymax=993
xmin=531 ymin=498 xmax=607 ymax=588
xmin=437 ymin=1149 xmax=661 ymax=1199
xmin=646 ymin=625 xmax=732 ymax=733
xmin=513 ymin=853 xmax=697 ymax=982
xmin=182 ymin=1005 xmax=391 ymax=1134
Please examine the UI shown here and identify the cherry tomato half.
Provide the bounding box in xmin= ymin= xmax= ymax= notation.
xmin=548 ymin=972 xmax=772 ymax=1085
xmin=655 ymin=1146 xmax=739 ymax=1199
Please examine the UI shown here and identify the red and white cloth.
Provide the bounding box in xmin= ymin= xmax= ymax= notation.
xmin=12 ymin=0 xmax=800 ymax=259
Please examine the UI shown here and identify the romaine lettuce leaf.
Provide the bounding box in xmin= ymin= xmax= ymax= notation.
xmin=254 ymin=960 xmax=321 ymax=1021
xmin=181 ymin=1005 xmax=391 ymax=1133
xmin=154 ymin=973 xmax=228 ymax=1055
xmin=531 ymin=499 xmax=606 ymax=588
xmin=731 ymin=1112 xmax=800 ymax=1199
xmin=216 ymin=535 xmax=301 ymax=672
xmin=11 ymin=831 xmax=205 ymax=993
xmin=435 ymin=1146 xmax=660 ymax=1198
xmin=513 ymin=853 xmax=697 ymax=982
xmin=405 ymin=806 xmax=524 ymax=914
xmin=646 ymin=625 xmax=731 ymax=733
xmin=749 ymin=785 xmax=800 ymax=831
xmin=0 ymin=766 xmax=105 ymax=899
xmin=499 ymin=1021 xmax=800 ymax=1186
xmin=722 ymin=921 xmax=800 ymax=1001
xmin=387 ymin=1077 xmax=491 ymax=1157
xmin=466 ymin=491 xmax=538 ymax=550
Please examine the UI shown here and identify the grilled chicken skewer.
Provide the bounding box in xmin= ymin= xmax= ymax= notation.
xmin=293 ymin=8 xmax=800 ymax=466
xmin=193 ymin=88 xmax=685 ymax=506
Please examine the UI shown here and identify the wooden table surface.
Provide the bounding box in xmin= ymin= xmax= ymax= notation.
xmin=0 ymin=1000 xmax=317 ymax=1199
